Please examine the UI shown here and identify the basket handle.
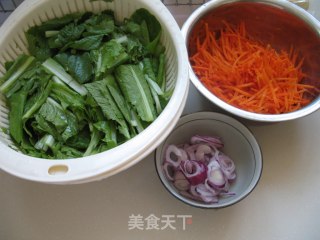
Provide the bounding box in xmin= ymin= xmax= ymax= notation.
xmin=47 ymin=164 xmax=69 ymax=176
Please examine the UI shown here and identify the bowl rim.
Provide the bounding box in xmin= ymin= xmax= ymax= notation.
xmin=154 ymin=111 xmax=263 ymax=209
xmin=181 ymin=0 xmax=320 ymax=122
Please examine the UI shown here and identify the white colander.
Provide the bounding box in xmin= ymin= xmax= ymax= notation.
xmin=0 ymin=0 xmax=189 ymax=184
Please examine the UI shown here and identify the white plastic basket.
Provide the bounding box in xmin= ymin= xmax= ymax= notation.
xmin=0 ymin=0 xmax=189 ymax=184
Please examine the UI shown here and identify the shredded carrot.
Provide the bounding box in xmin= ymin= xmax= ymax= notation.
xmin=189 ymin=20 xmax=319 ymax=114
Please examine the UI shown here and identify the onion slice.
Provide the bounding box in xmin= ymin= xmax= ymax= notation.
xmin=163 ymin=162 xmax=175 ymax=181
xmin=195 ymin=144 xmax=212 ymax=161
xmin=191 ymin=135 xmax=224 ymax=148
xmin=208 ymin=167 xmax=226 ymax=187
xmin=216 ymin=152 xmax=236 ymax=181
xmin=162 ymin=135 xmax=236 ymax=204
xmin=180 ymin=160 xmax=207 ymax=185
xmin=165 ymin=144 xmax=187 ymax=168
xmin=173 ymin=171 xmax=190 ymax=191
xmin=191 ymin=184 xmax=219 ymax=203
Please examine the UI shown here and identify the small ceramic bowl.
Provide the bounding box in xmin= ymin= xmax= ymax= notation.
xmin=155 ymin=112 xmax=263 ymax=208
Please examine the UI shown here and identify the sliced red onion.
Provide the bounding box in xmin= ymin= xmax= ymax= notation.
xmin=162 ymin=135 xmax=237 ymax=204
xmin=180 ymin=160 xmax=207 ymax=185
xmin=163 ymin=162 xmax=175 ymax=181
xmin=184 ymin=143 xmax=215 ymax=161
xmin=208 ymin=167 xmax=226 ymax=187
xmin=205 ymin=179 xmax=234 ymax=198
xmin=191 ymin=184 xmax=219 ymax=203
xmin=195 ymin=144 xmax=212 ymax=161
xmin=207 ymin=177 xmax=230 ymax=193
xmin=180 ymin=149 xmax=188 ymax=161
xmin=191 ymin=135 xmax=224 ymax=148
xmin=184 ymin=144 xmax=197 ymax=160
xmin=165 ymin=145 xmax=187 ymax=168
xmin=204 ymin=179 xmax=219 ymax=195
xmin=207 ymin=160 xmax=230 ymax=192
xmin=207 ymin=160 xmax=228 ymax=189
xmin=209 ymin=148 xmax=220 ymax=162
xmin=216 ymin=152 xmax=236 ymax=181
xmin=173 ymin=171 xmax=190 ymax=191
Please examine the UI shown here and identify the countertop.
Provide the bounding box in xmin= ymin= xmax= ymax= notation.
xmin=1 ymin=2 xmax=320 ymax=240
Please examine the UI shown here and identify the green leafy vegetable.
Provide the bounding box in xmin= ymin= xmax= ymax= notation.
xmin=50 ymin=76 xmax=85 ymax=110
xmin=26 ymin=28 xmax=53 ymax=61
xmin=85 ymin=79 xmax=131 ymax=139
xmin=94 ymin=121 xmax=117 ymax=148
xmin=23 ymin=81 xmax=52 ymax=120
xmin=0 ymin=55 xmax=36 ymax=96
xmin=9 ymin=92 xmax=27 ymax=144
xmin=55 ymin=52 xmax=94 ymax=84
xmin=91 ymin=40 xmax=129 ymax=78
xmin=36 ymin=13 xmax=84 ymax=32
xmin=48 ymin=23 xmax=85 ymax=49
xmin=70 ymin=35 xmax=103 ymax=50
xmin=42 ymin=58 xmax=88 ymax=96
xmin=84 ymin=12 xmax=115 ymax=35
xmin=115 ymin=64 xmax=156 ymax=122
xmin=84 ymin=123 xmax=102 ymax=157
xmin=0 ymin=8 xmax=169 ymax=159
xmin=35 ymin=134 xmax=55 ymax=152
xmin=38 ymin=98 xmax=69 ymax=133
xmin=130 ymin=8 xmax=163 ymax=54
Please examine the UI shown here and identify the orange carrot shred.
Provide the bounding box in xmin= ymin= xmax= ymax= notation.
xmin=189 ymin=20 xmax=319 ymax=114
